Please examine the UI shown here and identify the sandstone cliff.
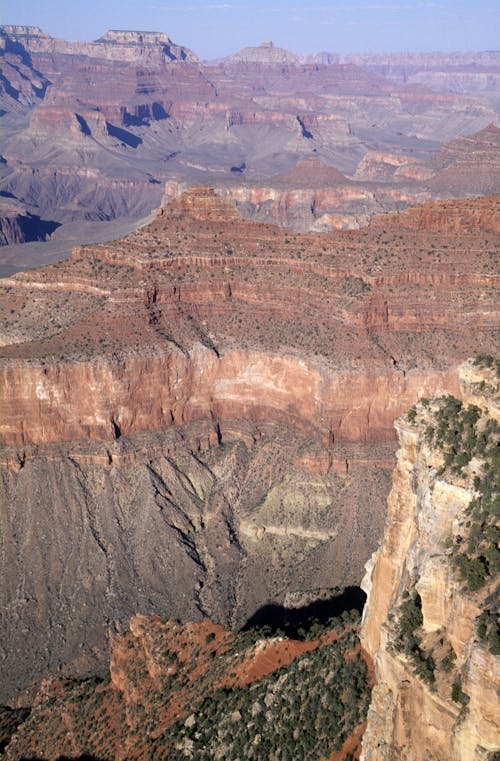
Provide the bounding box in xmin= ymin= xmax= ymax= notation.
xmin=360 ymin=358 xmax=500 ymax=760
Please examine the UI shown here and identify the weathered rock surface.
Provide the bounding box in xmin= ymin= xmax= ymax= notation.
xmin=1 ymin=420 xmax=389 ymax=703
xmin=360 ymin=361 xmax=500 ymax=759
xmin=1 ymin=25 xmax=499 ymax=255
xmin=1 ymin=189 xmax=498 ymax=702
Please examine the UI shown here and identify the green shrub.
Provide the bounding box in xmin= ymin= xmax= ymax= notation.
xmin=451 ymin=677 xmax=469 ymax=705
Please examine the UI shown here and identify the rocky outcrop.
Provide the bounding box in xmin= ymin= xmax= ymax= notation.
xmin=354 ymin=151 xmax=432 ymax=183
xmin=225 ymin=40 xmax=300 ymax=65
xmin=371 ymin=194 xmax=500 ymax=234
xmin=1 ymin=24 xmax=199 ymax=63
xmin=2 ymin=613 xmax=370 ymax=760
xmin=0 ymin=197 xmax=60 ymax=245
xmin=360 ymin=360 xmax=500 ymax=760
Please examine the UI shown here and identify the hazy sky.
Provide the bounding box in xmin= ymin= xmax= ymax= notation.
xmin=2 ymin=0 xmax=498 ymax=59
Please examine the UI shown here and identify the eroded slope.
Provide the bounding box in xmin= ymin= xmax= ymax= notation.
xmin=1 ymin=190 xmax=498 ymax=702
xmin=2 ymin=614 xmax=371 ymax=760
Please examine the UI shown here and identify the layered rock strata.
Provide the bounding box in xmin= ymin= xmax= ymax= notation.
xmin=360 ymin=360 xmax=500 ymax=759
xmin=1 ymin=189 xmax=498 ymax=702
xmin=2 ymin=25 xmax=499 ymax=250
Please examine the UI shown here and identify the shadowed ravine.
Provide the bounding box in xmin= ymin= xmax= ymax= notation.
xmin=242 ymin=586 xmax=367 ymax=638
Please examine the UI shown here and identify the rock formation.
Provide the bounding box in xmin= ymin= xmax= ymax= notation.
xmin=225 ymin=40 xmax=300 ymax=65
xmin=1 ymin=24 xmax=199 ymax=64
xmin=1 ymin=613 xmax=371 ymax=759
xmin=1 ymin=188 xmax=498 ymax=702
xmin=0 ymin=197 xmax=60 ymax=245
xmin=428 ymin=123 xmax=500 ymax=195
xmin=1 ymin=25 xmax=499 ymax=260
xmin=360 ymin=358 xmax=500 ymax=759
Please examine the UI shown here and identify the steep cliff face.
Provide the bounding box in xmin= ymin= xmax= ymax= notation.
xmin=0 ymin=348 xmax=460 ymax=447
xmin=360 ymin=359 xmax=500 ymax=760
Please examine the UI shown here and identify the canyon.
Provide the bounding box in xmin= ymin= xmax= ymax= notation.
xmin=1 ymin=22 xmax=499 ymax=759
xmin=1 ymin=187 xmax=498 ymax=706
xmin=1 ymin=26 xmax=499 ymax=272
xmin=1 ymin=360 xmax=497 ymax=759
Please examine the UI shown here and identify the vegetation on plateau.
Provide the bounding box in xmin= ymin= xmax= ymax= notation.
xmin=153 ymin=622 xmax=371 ymax=760
xmin=2 ymin=614 xmax=371 ymax=761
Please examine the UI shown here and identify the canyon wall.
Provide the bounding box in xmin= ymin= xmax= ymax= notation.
xmin=1 ymin=190 xmax=498 ymax=703
xmin=1 ymin=417 xmax=392 ymax=703
xmin=0 ymin=348 xmax=459 ymax=447
xmin=360 ymin=360 xmax=500 ymax=760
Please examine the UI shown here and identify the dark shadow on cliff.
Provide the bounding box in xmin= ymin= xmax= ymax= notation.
xmin=105 ymin=122 xmax=143 ymax=148
xmin=241 ymin=586 xmax=366 ymax=639
xmin=0 ymin=706 xmax=30 ymax=752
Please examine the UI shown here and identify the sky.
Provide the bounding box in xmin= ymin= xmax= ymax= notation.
xmin=2 ymin=0 xmax=498 ymax=59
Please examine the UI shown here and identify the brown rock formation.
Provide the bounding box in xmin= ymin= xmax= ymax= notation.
xmin=0 ymin=189 xmax=498 ymax=702
xmin=427 ymin=123 xmax=500 ymax=195
xmin=371 ymin=194 xmax=500 ymax=234
xmin=360 ymin=361 xmax=500 ymax=760
xmin=1 ymin=615 xmax=371 ymax=760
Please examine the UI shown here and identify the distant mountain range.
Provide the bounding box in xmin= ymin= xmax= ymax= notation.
xmin=1 ymin=25 xmax=499 ymax=272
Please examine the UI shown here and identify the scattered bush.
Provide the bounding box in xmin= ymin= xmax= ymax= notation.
xmin=425 ymin=390 xmax=499 ymax=607
xmin=451 ymin=676 xmax=469 ymax=706
xmin=394 ymin=590 xmax=435 ymax=686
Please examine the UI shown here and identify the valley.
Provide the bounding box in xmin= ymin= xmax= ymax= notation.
xmin=0 ymin=21 xmax=499 ymax=760
xmin=1 ymin=26 xmax=499 ymax=274
xmin=1 ymin=188 xmax=498 ymax=703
